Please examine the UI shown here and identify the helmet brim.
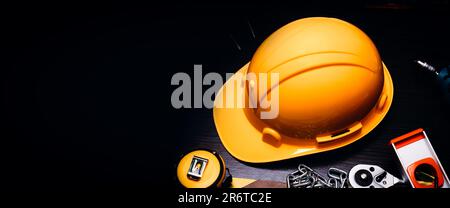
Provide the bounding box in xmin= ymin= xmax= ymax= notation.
xmin=213 ymin=62 xmax=393 ymax=163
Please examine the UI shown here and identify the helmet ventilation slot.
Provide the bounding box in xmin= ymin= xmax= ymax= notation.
xmin=332 ymin=129 xmax=350 ymax=137
xmin=316 ymin=122 xmax=363 ymax=143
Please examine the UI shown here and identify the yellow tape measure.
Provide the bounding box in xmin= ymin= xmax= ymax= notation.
xmin=177 ymin=149 xmax=228 ymax=188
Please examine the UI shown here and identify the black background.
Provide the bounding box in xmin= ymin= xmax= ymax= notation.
xmin=1 ymin=1 xmax=450 ymax=193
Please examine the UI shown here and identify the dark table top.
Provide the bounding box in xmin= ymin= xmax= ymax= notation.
xmin=1 ymin=2 xmax=449 ymax=190
xmin=170 ymin=3 xmax=450 ymax=187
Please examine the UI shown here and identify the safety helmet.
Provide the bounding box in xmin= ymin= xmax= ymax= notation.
xmin=213 ymin=17 xmax=394 ymax=163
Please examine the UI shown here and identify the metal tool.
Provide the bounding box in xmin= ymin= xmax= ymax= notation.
xmin=348 ymin=164 xmax=402 ymax=188
xmin=328 ymin=167 xmax=348 ymax=188
xmin=287 ymin=164 xmax=348 ymax=188
xmin=390 ymin=128 xmax=450 ymax=188
xmin=415 ymin=60 xmax=450 ymax=103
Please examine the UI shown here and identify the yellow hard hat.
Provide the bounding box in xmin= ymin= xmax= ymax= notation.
xmin=213 ymin=17 xmax=393 ymax=163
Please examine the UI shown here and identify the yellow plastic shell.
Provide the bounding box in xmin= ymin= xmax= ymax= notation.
xmin=213 ymin=17 xmax=394 ymax=163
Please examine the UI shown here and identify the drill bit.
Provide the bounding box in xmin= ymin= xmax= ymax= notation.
xmin=415 ymin=59 xmax=450 ymax=104
xmin=415 ymin=60 xmax=439 ymax=76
